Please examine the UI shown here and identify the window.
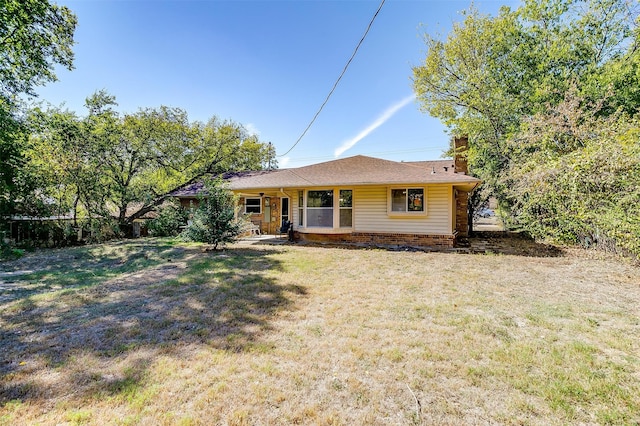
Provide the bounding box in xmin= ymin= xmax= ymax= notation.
xmin=390 ymin=188 xmax=424 ymax=213
xmin=339 ymin=190 xmax=352 ymax=227
xmin=298 ymin=189 xmax=353 ymax=229
xmin=307 ymin=190 xmax=333 ymax=227
xmin=281 ymin=197 xmax=290 ymax=224
xmin=298 ymin=191 xmax=304 ymax=226
xmin=245 ymin=198 xmax=261 ymax=214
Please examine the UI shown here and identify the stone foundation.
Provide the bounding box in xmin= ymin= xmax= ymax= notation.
xmin=295 ymin=231 xmax=456 ymax=249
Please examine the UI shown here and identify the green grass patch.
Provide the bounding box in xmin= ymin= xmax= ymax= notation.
xmin=491 ymin=338 xmax=640 ymax=421
xmin=64 ymin=409 xmax=92 ymax=425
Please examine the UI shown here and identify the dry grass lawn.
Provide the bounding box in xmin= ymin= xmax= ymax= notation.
xmin=0 ymin=237 xmax=639 ymax=425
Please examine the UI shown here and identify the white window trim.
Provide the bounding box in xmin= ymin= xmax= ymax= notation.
xmin=387 ymin=187 xmax=427 ymax=216
xmin=245 ymin=197 xmax=262 ymax=214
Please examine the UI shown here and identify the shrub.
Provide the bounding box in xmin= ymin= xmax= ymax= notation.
xmin=0 ymin=240 xmax=24 ymax=260
xmin=147 ymin=202 xmax=188 ymax=237
xmin=505 ymin=94 xmax=640 ymax=260
xmin=181 ymin=178 xmax=241 ymax=250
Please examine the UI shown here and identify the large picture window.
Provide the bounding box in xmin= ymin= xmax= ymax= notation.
xmin=245 ymin=198 xmax=261 ymax=214
xmin=307 ymin=190 xmax=333 ymax=227
xmin=390 ymin=188 xmax=424 ymax=213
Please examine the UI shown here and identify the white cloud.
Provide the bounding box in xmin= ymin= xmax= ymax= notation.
xmin=279 ymin=156 xmax=290 ymax=167
xmin=244 ymin=123 xmax=260 ymax=136
xmin=334 ymin=94 xmax=415 ymax=157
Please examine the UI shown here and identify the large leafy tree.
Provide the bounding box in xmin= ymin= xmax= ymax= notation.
xmin=0 ymin=0 xmax=76 ymax=98
xmin=0 ymin=0 xmax=76 ymax=216
xmin=28 ymin=91 xmax=274 ymax=234
xmin=413 ymin=0 xmax=640 ymax=256
xmin=0 ymin=102 xmax=28 ymax=215
xmin=26 ymin=103 xmax=105 ymax=222
xmin=414 ymin=0 xmax=636 ymax=169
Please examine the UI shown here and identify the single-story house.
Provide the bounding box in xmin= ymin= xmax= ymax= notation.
xmin=172 ymin=137 xmax=480 ymax=248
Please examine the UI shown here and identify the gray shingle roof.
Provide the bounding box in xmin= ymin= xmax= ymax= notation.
xmin=172 ymin=155 xmax=480 ymax=196
xmin=228 ymin=156 xmax=479 ymax=189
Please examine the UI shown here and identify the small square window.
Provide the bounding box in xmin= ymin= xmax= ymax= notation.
xmin=390 ymin=188 xmax=424 ymax=213
xmin=245 ymin=198 xmax=261 ymax=214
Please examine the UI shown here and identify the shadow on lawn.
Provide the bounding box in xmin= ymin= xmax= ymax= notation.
xmin=295 ymin=231 xmax=564 ymax=258
xmin=0 ymin=239 xmax=190 ymax=304
xmin=0 ymin=246 xmax=306 ymax=404
xmin=464 ymin=231 xmax=565 ymax=257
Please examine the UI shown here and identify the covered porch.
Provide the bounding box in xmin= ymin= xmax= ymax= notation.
xmin=236 ymin=190 xmax=293 ymax=236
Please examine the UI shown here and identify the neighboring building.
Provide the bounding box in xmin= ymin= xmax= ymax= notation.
xmin=172 ymin=139 xmax=480 ymax=248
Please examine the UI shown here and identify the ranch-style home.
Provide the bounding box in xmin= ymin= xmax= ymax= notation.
xmin=173 ymin=138 xmax=480 ymax=248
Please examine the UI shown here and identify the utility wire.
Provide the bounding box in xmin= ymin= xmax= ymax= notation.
xmin=278 ymin=0 xmax=386 ymax=157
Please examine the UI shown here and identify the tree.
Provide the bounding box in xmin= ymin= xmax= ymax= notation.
xmin=98 ymin=101 xmax=272 ymax=229
xmin=147 ymin=200 xmax=188 ymax=237
xmin=413 ymin=0 xmax=637 ymax=182
xmin=181 ymin=178 xmax=242 ymax=250
xmin=26 ymin=104 xmax=107 ymax=222
xmin=27 ymin=91 xmax=274 ymax=235
xmin=0 ymin=0 xmax=76 ymax=99
xmin=0 ymin=101 xmax=28 ymax=216
xmin=505 ymin=89 xmax=640 ymax=256
xmin=0 ymin=0 xmax=76 ymax=217
xmin=413 ymin=0 xmax=640 ymax=257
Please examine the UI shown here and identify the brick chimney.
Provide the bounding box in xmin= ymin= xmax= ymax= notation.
xmin=453 ymin=135 xmax=470 ymax=238
xmin=453 ymin=136 xmax=468 ymax=175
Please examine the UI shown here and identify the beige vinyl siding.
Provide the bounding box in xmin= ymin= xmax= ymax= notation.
xmin=354 ymin=184 xmax=453 ymax=235
xmin=292 ymin=190 xmax=300 ymax=228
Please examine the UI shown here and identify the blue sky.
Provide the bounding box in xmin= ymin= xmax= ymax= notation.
xmin=36 ymin=0 xmax=517 ymax=168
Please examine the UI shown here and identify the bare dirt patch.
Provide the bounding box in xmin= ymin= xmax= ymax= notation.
xmin=1 ymin=237 xmax=638 ymax=425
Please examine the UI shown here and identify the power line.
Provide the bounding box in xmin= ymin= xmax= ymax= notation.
xmin=278 ymin=0 xmax=386 ymax=157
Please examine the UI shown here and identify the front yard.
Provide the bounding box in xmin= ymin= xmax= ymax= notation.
xmin=1 ymin=238 xmax=638 ymax=425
